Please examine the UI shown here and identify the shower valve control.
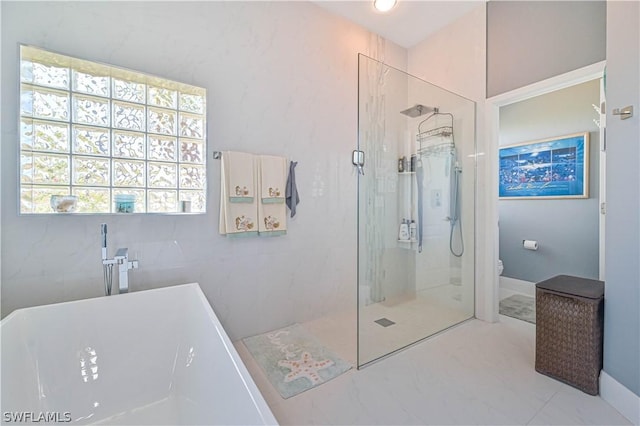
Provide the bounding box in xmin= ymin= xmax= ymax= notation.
xmin=431 ymin=189 xmax=442 ymax=208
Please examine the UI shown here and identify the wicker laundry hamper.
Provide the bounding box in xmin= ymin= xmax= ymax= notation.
xmin=535 ymin=275 xmax=605 ymax=395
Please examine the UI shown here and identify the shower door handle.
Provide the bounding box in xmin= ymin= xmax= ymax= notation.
xmin=352 ymin=150 xmax=365 ymax=175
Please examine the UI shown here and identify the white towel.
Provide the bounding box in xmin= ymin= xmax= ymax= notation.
xmin=258 ymin=155 xmax=287 ymax=236
xmin=219 ymin=152 xmax=258 ymax=237
xmin=260 ymin=155 xmax=287 ymax=204
xmin=226 ymin=151 xmax=255 ymax=203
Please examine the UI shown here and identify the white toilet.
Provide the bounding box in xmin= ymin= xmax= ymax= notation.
xmin=497 ymin=259 xmax=504 ymax=276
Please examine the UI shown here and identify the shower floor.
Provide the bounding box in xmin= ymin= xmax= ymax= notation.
xmin=358 ymin=284 xmax=473 ymax=364
xmin=299 ymin=283 xmax=473 ymax=366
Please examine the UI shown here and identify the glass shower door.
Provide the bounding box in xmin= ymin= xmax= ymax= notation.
xmin=357 ymin=54 xmax=476 ymax=367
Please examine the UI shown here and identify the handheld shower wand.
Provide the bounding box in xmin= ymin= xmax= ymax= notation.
xmin=101 ymin=223 xmax=114 ymax=295
xmin=101 ymin=223 xmax=108 ymax=260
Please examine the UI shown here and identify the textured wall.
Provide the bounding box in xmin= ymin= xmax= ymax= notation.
xmin=0 ymin=1 xmax=407 ymax=341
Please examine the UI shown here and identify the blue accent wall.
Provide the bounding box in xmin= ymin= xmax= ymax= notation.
xmin=603 ymin=0 xmax=640 ymax=397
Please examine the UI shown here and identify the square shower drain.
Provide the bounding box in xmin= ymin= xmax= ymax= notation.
xmin=374 ymin=318 xmax=396 ymax=327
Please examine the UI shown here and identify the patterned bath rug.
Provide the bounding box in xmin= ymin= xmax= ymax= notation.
xmin=242 ymin=323 xmax=352 ymax=399
xmin=500 ymin=294 xmax=536 ymax=324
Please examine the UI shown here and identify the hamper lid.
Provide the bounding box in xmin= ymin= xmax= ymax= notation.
xmin=536 ymin=275 xmax=604 ymax=299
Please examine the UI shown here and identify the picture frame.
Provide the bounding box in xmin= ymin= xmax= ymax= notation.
xmin=499 ymin=132 xmax=589 ymax=199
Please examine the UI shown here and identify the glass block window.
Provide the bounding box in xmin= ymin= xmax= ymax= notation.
xmin=19 ymin=45 xmax=207 ymax=214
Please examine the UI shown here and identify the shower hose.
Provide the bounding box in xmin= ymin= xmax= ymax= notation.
xmin=449 ymin=158 xmax=464 ymax=258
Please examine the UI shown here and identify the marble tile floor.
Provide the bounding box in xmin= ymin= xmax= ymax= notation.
xmin=235 ymin=314 xmax=630 ymax=425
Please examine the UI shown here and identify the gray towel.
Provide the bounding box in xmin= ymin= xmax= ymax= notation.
xmin=285 ymin=161 xmax=299 ymax=217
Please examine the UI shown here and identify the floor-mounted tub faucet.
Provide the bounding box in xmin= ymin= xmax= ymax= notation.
xmin=114 ymin=248 xmax=139 ymax=294
xmin=101 ymin=224 xmax=139 ymax=295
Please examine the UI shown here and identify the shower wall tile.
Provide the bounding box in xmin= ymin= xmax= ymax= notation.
xmin=408 ymin=4 xmax=486 ymax=320
xmin=1 ymin=2 xmax=407 ymax=340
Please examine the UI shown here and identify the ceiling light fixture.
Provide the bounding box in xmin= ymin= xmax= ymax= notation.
xmin=373 ymin=0 xmax=397 ymax=13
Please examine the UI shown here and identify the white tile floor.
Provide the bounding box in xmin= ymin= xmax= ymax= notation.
xmin=235 ymin=313 xmax=631 ymax=425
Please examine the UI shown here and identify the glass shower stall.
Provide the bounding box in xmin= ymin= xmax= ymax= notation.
xmin=357 ymin=54 xmax=475 ymax=367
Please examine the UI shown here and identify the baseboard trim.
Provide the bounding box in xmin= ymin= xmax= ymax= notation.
xmin=600 ymin=370 xmax=640 ymax=425
xmin=499 ymin=276 xmax=535 ymax=297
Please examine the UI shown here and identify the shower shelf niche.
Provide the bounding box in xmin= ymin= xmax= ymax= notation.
xmin=397 ymin=164 xmax=417 ymax=250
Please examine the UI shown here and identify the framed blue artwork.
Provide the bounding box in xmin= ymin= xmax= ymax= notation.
xmin=499 ymin=132 xmax=589 ymax=199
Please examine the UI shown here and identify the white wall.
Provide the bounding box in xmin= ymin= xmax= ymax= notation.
xmin=408 ymin=3 xmax=486 ymax=103
xmin=0 ymin=1 xmax=407 ymax=341
xmin=498 ymin=80 xmax=600 ymax=283
xmin=408 ymin=4 xmax=488 ymax=320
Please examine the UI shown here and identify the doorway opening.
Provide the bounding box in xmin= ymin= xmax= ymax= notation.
xmin=483 ymin=61 xmax=606 ymax=321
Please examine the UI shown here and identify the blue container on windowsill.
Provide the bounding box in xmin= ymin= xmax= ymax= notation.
xmin=115 ymin=194 xmax=136 ymax=213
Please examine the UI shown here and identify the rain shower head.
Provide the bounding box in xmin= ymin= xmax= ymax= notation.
xmin=400 ymin=104 xmax=437 ymax=118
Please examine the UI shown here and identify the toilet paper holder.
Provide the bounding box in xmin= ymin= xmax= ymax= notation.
xmin=523 ymin=240 xmax=539 ymax=250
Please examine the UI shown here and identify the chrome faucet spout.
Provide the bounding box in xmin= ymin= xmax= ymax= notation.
xmin=115 ymin=248 xmax=129 ymax=294
xmin=113 ymin=247 xmax=138 ymax=294
xmin=114 ymin=247 xmax=128 ymax=260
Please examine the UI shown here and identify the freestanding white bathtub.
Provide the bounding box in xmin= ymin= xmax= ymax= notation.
xmin=1 ymin=283 xmax=277 ymax=425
